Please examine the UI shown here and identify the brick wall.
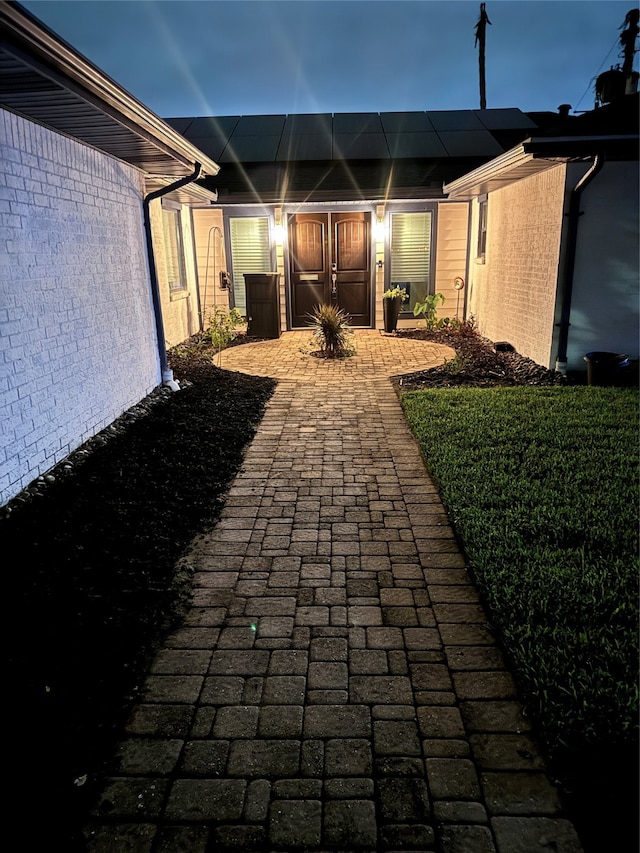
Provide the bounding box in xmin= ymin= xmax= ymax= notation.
xmin=467 ymin=165 xmax=566 ymax=367
xmin=0 ymin=109 xmax=160 ymax=505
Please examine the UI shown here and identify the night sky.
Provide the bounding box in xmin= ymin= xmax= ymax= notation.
xmin=21 ymin=1 xmax=639 ymax=118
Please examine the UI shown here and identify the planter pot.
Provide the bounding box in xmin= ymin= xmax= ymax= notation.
xmin=383 ymin=296 xmax=402 ymax=333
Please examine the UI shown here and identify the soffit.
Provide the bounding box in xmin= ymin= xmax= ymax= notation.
xmin=444 ymin=133 xmax=639 ymax=199
xmin=0 ymin=2 xmax=219 ymax=181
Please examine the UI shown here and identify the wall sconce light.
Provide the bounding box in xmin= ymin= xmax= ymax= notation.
xmin=273 ymin=207 xmax=285 ymax=244
xmin=374 ymin=204 xmax=386 ymax=242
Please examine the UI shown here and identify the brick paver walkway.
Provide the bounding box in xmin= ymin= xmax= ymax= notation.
xmin=84 ymin=332 xmax=584 ymax=852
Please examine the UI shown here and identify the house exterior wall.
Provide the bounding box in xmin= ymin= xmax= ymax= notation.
xmin=191 ymin=207 xmax=232 ymax=325
xmin=563 ymin=160 xmax=639 ymax=371
xmin=149 ymin=199 xmax=201 ymax=347
xmin=434 ymin=202 xmax=470 ymax=323
xmin=384 ymin=202 xmax=469 ymax=331
xmin=0 ymin=109 xmax=159 ymax=506
xmin=467 ymin=165 xmax=566 ymax=367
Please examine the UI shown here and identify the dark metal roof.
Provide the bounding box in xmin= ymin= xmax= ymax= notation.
xmin=0 ymin=2 xmax=219 ymax=183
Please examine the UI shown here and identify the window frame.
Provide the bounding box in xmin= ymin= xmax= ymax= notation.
xmin=161 ymin=200 xmax=189 ymax=298
xmin=476 ymin=194 xmax=488 ymax=262
xmin=387 ymin=205 xmax=437 ymax=317
xmin=224 ymin=210 xmax=276 ymax=316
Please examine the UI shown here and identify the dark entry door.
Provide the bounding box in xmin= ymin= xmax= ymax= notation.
xmin=289 ymin=212 xmax=371 ymax=327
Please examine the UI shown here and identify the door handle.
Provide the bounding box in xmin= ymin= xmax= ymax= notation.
xmin=331 ymin=273 xmax=337 ymax=295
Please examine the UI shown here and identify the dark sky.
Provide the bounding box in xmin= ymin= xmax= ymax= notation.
xmin=22 ymin=1 xmax=638 ymax=118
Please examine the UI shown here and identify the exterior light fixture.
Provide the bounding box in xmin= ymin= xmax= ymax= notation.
xmin=273 ymin=207 xmax=285 ymax=244
xmin=375 ymin=204 xmax=386 ymax=241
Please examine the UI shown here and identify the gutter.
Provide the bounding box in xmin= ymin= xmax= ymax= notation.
xmin=143 ymin=163 xmax=202 ymax=391
xmin=555 ymin=153 xmax=605 ymax=371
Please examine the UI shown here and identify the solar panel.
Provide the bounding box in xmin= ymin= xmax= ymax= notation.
xmin=276 ymin=134 xmax=332 ymax=161
xmin=474 ymin=109 xmax=538 ymax=130
xmin=233 ymin=115 xmax=287 ymax=136
xmin=185 ymin=116 xmax=240 ymax=137
xmin=220 ymin=135 xmax=282 ymax=162
xmin=386 ymin=132 xmax=447 ymax=158
xmin=283 ymin=113 xmax=333 ymax=134
xmin=333 ymin=113 xmax=383 ymax=133
xmin=164 ymin=117 xmax=194 ymax=134
xmin=427 ymin=110 xmax=486 ymax=131
xmin=333 ymin=133 xmax=389 ymax=159
xmin=182 ymin=135 xmax=228 ymax=161
xmin=437 ymin=130 xmax=503 ymax=157
xmin=380 ymin=112 xmax=435 ymax=132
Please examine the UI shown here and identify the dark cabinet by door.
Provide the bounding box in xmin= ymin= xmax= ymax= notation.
xmin=243 ymin=273 xmax=281 ymax=338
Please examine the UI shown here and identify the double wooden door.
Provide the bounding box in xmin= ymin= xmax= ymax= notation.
xmin=289 ymin=212 xmax=371 ymax=327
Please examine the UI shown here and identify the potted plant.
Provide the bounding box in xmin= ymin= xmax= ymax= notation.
xmin=382 ymin=287 xmax=408 ymax=333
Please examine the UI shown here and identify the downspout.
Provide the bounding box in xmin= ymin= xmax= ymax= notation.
xmin=143 ymin=162 xmax=202 ymax=390
xmin=555 ymin=153 xmax=605 ymax=372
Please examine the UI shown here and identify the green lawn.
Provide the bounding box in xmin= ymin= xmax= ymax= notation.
xmin=401 ymin=386 xmax=639 ymax=759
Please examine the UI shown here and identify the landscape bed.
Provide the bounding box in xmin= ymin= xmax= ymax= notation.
xmin=2 ymin=327 xmax=637 ymax=850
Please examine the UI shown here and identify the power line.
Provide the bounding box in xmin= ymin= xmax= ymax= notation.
xmin=573 ymin=35 xmax=622 ymax=112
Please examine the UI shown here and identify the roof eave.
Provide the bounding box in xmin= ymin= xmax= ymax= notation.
xmin=444 ymin=133 xmax=639 ymax=199
xmin=1 ymin=1 xmax=220 ymax=178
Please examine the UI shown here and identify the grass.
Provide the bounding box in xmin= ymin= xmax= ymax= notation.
xmin=400 ymin=386 xmax=639 ymax=760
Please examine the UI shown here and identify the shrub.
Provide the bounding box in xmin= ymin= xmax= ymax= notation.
xmin=205 ymin=307 xmax=245 ymax=351
xmin=413 ymin=293 xmax=445 ymax=330
xmin=307 ymin=303 xmax=355 ymax=358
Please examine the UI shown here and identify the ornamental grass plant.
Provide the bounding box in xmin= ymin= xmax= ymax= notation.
xmin=307 ymin=303 xmax=355 ymax=358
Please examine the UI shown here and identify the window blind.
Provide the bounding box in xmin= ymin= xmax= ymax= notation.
xmin=229 ymin=217 xmax=271 ymax=313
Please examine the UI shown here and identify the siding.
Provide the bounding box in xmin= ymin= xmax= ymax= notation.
xmin=149 ymin=200 xmax=201 ymax=347
xmin=192 ymin=208 xmax=231 ymax=322
xmin=467 ymin=165 xmax=566 ymax=367
xmin=391 ymin=202 xmax=469 ymax=331
xmin=0 ymin=109 xmax=159 ymax=506
xmin=434 ymin=202 xmax=469 ymax=323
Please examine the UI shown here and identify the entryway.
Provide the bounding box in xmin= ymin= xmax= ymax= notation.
xmin=288 ymin=212 xmax=371 ymax=327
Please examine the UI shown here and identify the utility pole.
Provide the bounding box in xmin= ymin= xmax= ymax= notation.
xmin=475 ymin=3 xmax=491 ymax=110
xmin=620 ymin=8 xmax=639 ymax=80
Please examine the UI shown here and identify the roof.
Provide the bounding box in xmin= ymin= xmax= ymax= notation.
xmin=164 ymin=109 xmax=545 ymax=205
xmin=444 ymin=134 xmax=639 ymax=200
xmin=0 ymin=1 xmax=220 ymax=200
xmin=166 ymin=109 xmax=539 ymax=164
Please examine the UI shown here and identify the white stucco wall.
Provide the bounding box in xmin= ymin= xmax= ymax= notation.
xmin=0 ymin=109 xmax=160 ymax=506
xmin=467 ymin=165 xmax=566 ymax=367
xmin=564 ymin=160 xmax=639 ymax=372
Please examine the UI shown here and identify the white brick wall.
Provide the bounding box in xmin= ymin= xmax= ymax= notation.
xmin=468 ymin=165 xmax=566 ymax=367
xmin=0 ymin=109 xmax=160 ymax=505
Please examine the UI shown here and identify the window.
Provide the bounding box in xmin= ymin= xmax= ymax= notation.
xmin=389 ymin=211 xmax=433 ymax=314
xmin=228 ymin=216 xmax=271 ymax=315
xmin=477 ymin=195 xmax=488 ymax=260
xmin=161 ymin=204 xmax=187 ymax=292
